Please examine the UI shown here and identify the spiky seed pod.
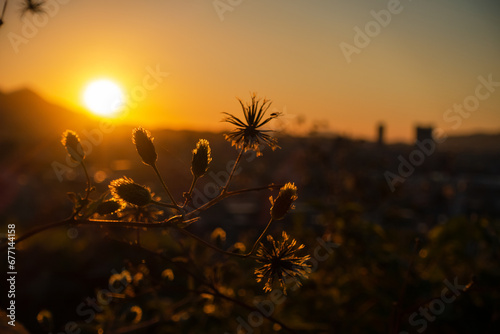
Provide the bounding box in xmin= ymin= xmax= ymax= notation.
xmin=96 ymin=200 xmax=123 ymax=215
xmin=109 ymin=177 xmax=152 ymax=207
xmin=191 ymin=139 xmax=212 ymax=178
xmin=61 ymin=130 xmax=85 ymax=163
xmin=132 ymin=127 xmax=157 ymax=167
xmin=255 ymin=231 xmax=311 ymax=294
xmin=222 ymin=93 xmax=281 ymax=156
xmin=270 ymin=182 xmax=298 ymax=220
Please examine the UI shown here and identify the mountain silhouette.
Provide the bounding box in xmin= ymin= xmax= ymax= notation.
xmin=0 ymin=88 xmax=93 ymax=142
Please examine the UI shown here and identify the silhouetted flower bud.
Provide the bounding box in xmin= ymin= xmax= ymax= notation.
xmin=270 ymin=182 xmax=298 ymax=220
xmin=132 ymin=127 xmax=157 ymax=167
xmin=191 ymin=139 xmax=212 ymax=178
xmin=109 ymin=177 xmax=152 ymax=207
xmin=61 ymin=130 xmax=85 ymax=162
xmin=96 ymin=200 xmax=122 ymax=215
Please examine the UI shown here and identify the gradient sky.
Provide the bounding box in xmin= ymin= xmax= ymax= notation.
xmin=1 ymin=0 xmax=499 ymax=142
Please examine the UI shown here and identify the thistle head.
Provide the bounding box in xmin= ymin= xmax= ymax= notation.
xmin=61 ymin=130 xmax=85 ymax=163
xmin=109 ymin=177 xmax=152 ymax=207
xmin=270 ymin=182 xmax=298 ymax=220
xmin=255 ymin=231 xmax=311 ymax=294
xmin=191 ymin=139 xmax=212 ymax=178
xmin=132 ymin=127 xmax=157 ymax=167
xmin=95 ymin=200 xmax=123 ymax=215
xmin=222 ymin=93 xmax=281 ymax=156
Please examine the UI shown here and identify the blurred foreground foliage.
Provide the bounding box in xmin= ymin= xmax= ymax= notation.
xmin=9 ymin=204 xmax=499 ymax=333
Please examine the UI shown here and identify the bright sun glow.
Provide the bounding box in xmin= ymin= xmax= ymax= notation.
xmin=83 ymin=79 xmax=125 ymax=116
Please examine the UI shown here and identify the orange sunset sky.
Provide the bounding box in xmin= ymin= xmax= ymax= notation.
xmin=0 ymin=0 xmax=499 ymax=142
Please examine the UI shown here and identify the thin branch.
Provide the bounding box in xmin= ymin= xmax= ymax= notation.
xmin=0 ymin=217 xmax=72 ymax=252
xmin=246 ymin=218 xmax=273 ymax=256
xmin=174 ymin=226 xmax=256 ymax=259
xmin=220 ymin=148 xmax=244 ymax=194
xmin=182 ymin=174 xmax=198 ymax=207
xmin=0 ymin=215 xmax=189 ymax=252
xmin=186 ymin=183 xmax=283 ymax=217
xmin=81 ymin=161 xmax=92 ymax=201
xmin=152 ymin=164 xmax=179 ymax=209
xmin=174 ymin=217 xmax=274 ymax=259
xmin=2 ymin=184 xmax=280 ymax=253
xmin=150 ymin=199 xmax=183 ymax=211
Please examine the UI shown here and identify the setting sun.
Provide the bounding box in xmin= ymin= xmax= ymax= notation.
xmin=83 ymin=79 xmax=125 ymax=116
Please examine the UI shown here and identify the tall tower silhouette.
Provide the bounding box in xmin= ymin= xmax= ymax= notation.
xmin=377 ymin=123 xmax=385 ymax=146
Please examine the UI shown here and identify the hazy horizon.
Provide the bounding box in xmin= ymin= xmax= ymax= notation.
xmin=2 ymin=85 xmax=500 ymax=146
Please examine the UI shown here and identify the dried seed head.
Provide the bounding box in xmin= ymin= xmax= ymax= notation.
xmin=191 ymin=139 xmax=212 ymax=178
xmin=255 ymin=231 xmax=311 ymax=294
xmin=109 ymin=177 xmax=152 ymax=207
xmin=270 ymin=182 xmax=298 ymax=220
xmin=132 ymin=127 xmax=157 ymax=167
xmin=96 ymin=200 xmax=123 ymax=215
xmin=61 ymin=130 xmax=85 ymax=162
xmin=222 ymin=94 xmax=280 ymax=156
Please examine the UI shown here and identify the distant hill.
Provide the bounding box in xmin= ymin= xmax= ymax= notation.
xmin=0 ymin=88 xmax=92 ymax=142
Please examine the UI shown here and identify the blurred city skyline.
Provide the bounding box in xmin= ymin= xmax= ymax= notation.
xmin=0 ymin=0 xmax=499 ymax=143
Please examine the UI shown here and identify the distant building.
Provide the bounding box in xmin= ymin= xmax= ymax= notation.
xmin=377 ymin=123 xmax=385 ymax=146
xmin=416 ymin=126 xmax=433 ymax=143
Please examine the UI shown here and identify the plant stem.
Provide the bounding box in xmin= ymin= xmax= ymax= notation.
xmin=183 ymin=175 xmax=198 ymax=207
xmin=185 ymin=183 xmax=283 ymax=218
xmin=174 ymin=226 xmax=255 ymax=259
xmin=152 ymin=164 xmax=179 ymax=209
xmin=81 ymin=161 xmax=91 ymax=201
xmin=247 ymin=218 xmax=274 ymax=256
xmin=0 ymin=218 xmax=72 ymax=252
xmin=0 ymin=215 xmax=190 ymax=252
xmin=150 ymin=200 xmax=182 ymax=211
xmin=2 ymin=185 xmax=280 ymax=253
xmin=220 ymin=148 xmax=244 ymax=195
xmin=174 ymin=218 xmax=274 ymax=259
